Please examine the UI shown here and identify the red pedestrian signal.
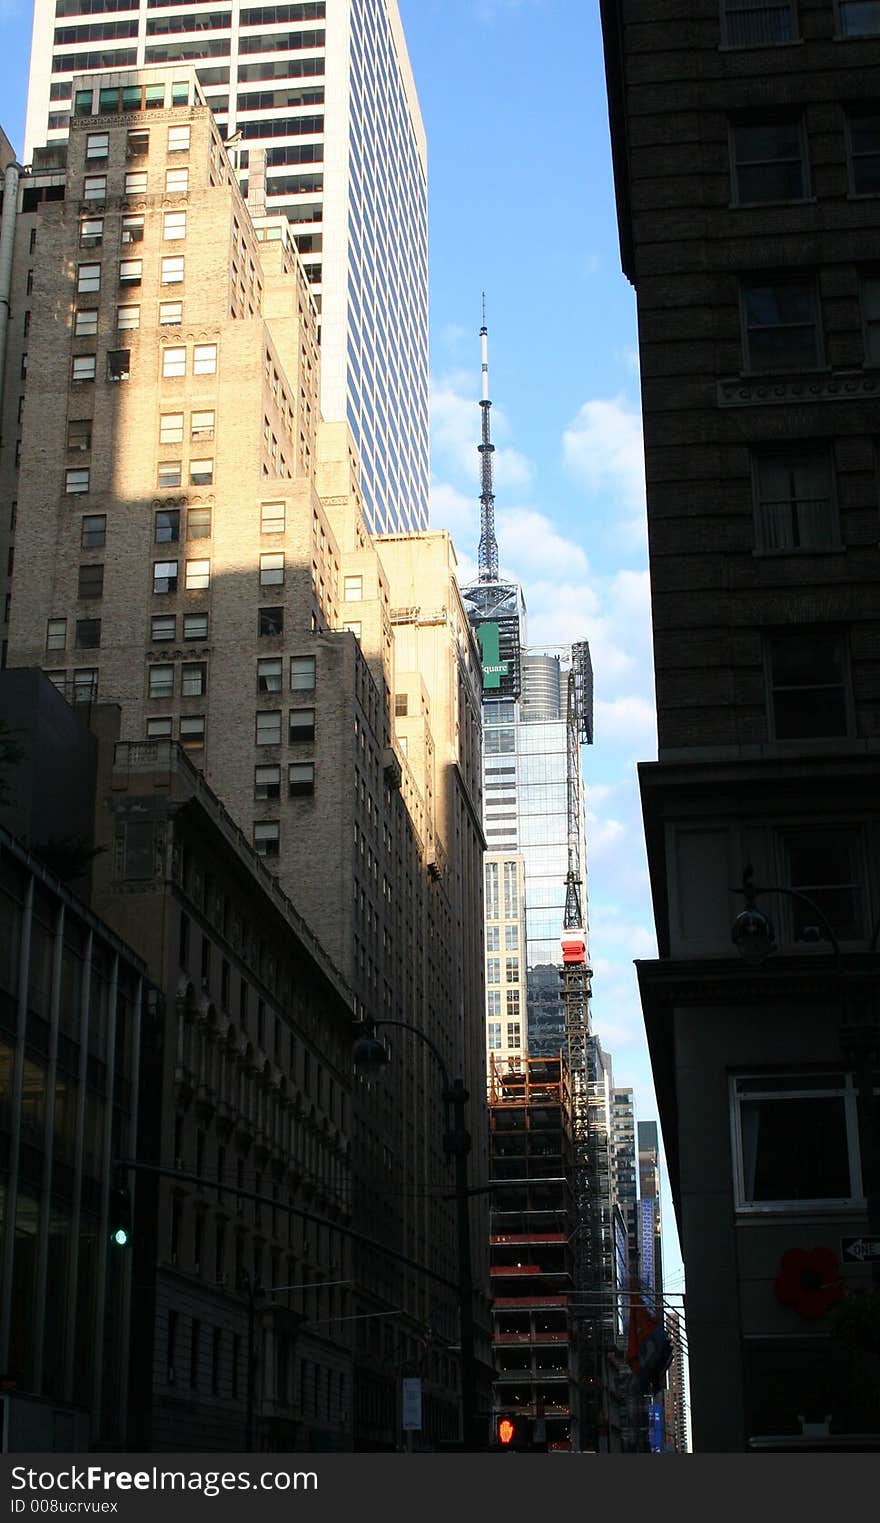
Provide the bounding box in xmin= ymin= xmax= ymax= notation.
xmin=498 ymin=1417 xmax=515 ymax=1446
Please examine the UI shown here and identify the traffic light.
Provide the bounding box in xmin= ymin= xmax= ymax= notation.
xmin=496 ymin=1414 xmax=529 ymax=1451
xmin=109 ymin=1188 xmax=131 ymax=1247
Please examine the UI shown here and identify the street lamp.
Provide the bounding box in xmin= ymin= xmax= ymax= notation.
xmin=353 ymin=1019 xmax=480 ymax=1451
xmin=732 ymin=865 xmax=880 ymax=1292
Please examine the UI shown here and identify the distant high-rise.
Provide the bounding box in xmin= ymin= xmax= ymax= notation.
xmin=24 ymin=0 xmax=429 ymax=535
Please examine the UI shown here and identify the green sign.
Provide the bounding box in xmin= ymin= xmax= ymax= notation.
xmin=477 ymin=622 xmax=509 ymax=691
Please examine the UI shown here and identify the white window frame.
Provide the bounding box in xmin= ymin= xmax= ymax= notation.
xmin=168 ymin=125 xmax=191 ymax=153
xmin=165 ymin=168 xmax=189 ymax=194
xmin=85 ymin=131 xmax=109 ymax=160
xmin=193 ymin=343 xmax=217 ymax=375
xmin=343 ymin=575 xmax=363 ymax=601
xmin=185 ymin=558 xmax=211 ymax=592
xmin=149 ymin=664 xmax=174 ymax=699
xmin=77 ymin=263 xmax=100 ymax=294
xmin=124 ymin=170 xmax=148 ymax=195
xmin=117 ymin=304 xmax=140 ymax=331
xmin=260 ymin=552 xmax=285 ymax=586
xmin=163 ymin=210 xmax=187 ymax=241
xmin=83 ymin=176 xmax=107 ymax=201
xmin=162 ymin=346 xmax=186 ymax=379
xmin=730 ymin=1073 xmax=863 ymax=1212
xmin=74 ymin=309 xmax=98 ymax=337
xmin=159 ymin=413 xmax=184 ymax=445
xmin=261 ymin=501 xmax=285 ymax=533
xmin=46 ymin=618 xmax=67 ymax=650
xmin=119 ymin=259 xmax=142 ymax=287
xmin=65 ymin=468 xmax=90 ymax=495
xmin=161 ymin=256 xmax=185 ymax=286
xmin=191 ymin=410 xmax=215 ymax=441
xmin=159 ymin=300 xmax=183 ymax=326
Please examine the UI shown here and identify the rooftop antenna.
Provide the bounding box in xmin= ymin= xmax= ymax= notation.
xmin=477 ymin=294 xmax=499 ymax=583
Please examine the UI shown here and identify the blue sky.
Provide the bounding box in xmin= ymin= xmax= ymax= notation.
xmin=0 ymin=0 xmax=683 ymax=1294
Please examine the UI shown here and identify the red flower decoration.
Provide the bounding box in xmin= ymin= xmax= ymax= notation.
xmin=774 ymin=1246 xmax=845 ymax=1319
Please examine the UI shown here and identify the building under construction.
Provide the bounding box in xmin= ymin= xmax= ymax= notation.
xmin=488 ymin=1054 xmax=580 ymax=1450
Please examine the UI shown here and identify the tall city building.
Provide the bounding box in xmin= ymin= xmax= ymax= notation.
xmin=610 ymin=1086 xmax=638 ymax=1284
xmin=3 ymin=72 xmax=488 ymax=1449
xmin=460 ymin=322 xmax=593 ymax=1066
xmin=636 ymin=1121 xmax=662 ymax=1315
xmin=24 ymin=0 xmax=429 ymax=535
xmin=601 ymin=0 xmax=880 ymax=1451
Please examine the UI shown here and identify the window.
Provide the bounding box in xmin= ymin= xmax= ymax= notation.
xmin=260 ymin=552 xmax=284 ymax=586
xmin=46 ymin=618 xmax=67 ymax=650
xmin=185 ymin=558 xmax=210 ymax=591
xmin=506 ymin=989 xmax=520 ymax=1019
xmin=75 ymin=617 xmax=101 ymax=650
xmin=65 ymin=468 xmax=90 ymax=495
xmin=486 ymin=957 xmax=500 ymax=985
xmin=289 ymin=708 xmax=314 ymax=743
xmin=44 ymin=671 xmax=66 ymax=694
xmin=255 ymin=764 xmax=280 ymax=800
xmin=107 ymin=350 xmax=130 ymax=381
xmin=486 ymin=927 xmax=500 ymax=953
xmin=151 ymin=614 xmax=175 ymax=642
xmin=721 ymin=0 xmax=796 ymax=46
xmin=487 ymin=1022 xmax=502 ymax=1051
xmin=74 ymin=88 xmax=93 ymax=116
xmin=290 ymin=655 xmax=315 ymax=691
xmin=189 ymin=459 xmax=213 ymax=485
xmin=160 ymin=413 xmax=184 ymax=445
xmin=505 ymin=957 xmax=520 ymax=983
xmin=147 ymin=717 xmax=172 ymax=739
xmin=78 ymin=563 xmax=103 ymax=599
xmin=117 ymin=304 xmax=139 ymax=330
xmin=149 ymin=664 xmax=174 ymax=699
xmin=182 ymin=662 xmax=206 ymax=697
xmin=836 ymin=0 xmax=880 ymax=33
xmin=187 ymin=507 xmax=212 ymax=540
xmin=261 ymin=501 xmax=285 ymax=533
xmin=155 ymin=508 xmax=180 ymax=542
xmin=72 ymin=669 xmax=98 ymax=705
xmin=259 ymin=606 xmax=284 ymax=637
xmin=783 ymin=828 xmax=865 ymax=941
xmin=121 ymin=214 xmax=144 ymax=244
xmin=847 ymin=109 xmax=880 ymax=196
xmin=732 ymin=1074 xmax=860 ymax=1209
xmin=505 ymin=925 xmax=519 ymax=951
xmin=77 ymin=263 xmax=100 ymax=294
xmin=753 ymin=450 xmax=835 ymax=550
xmin=343 ymin=621 xmax=361 ymax=637
xmin=163 ymin=346 xmax=186 ymax=378
xmin=74 ymin=306 xmax=98 ymax=335
xmin=768 ymin=627 xmax=848 ymax=740
xmin=86 ymin=131 xmax=109 ymax=161
xmin=161 ymin=257 xmax=185 ymax=285
xmin=168 ymin=125 xmax=191 ymax=153
xmin=163 ymin=211 xmax=187 ymax=241
xmin=254 ymin=822 xmax=280 ymax=858
xmin=165 ymin=168 xmax=189 ymax=194
xmin=394 ymin=693 xmax=408 ymax=717
xmin=343 ymin=575 xmax=363 ymax=601
xmin=124 ymin=171 xmax=148 ymax=195
xmin=506 ymin=1021 xmax=521 ymax=1048
xmin=81 ymin=514 xmax=105 ymax=548
xmin=258 ymin=657 xmax=282 ymax=693
xmin=731 ymin=117 xmax=806 ymax=204
xmin=126 ymin=128 xmax=149 ymax=158
xmin=83 ymin=176 xmax=107 ymax=201
xmin=179 ymin=715 xmax=205 ymax=752
xmin=119 ymin=259 xmax=142 ymax=287
xmin=158 ymin=463 xmax=182 ymax=491
xmin=256 ymin=711 xmax=282 ymax=745
xmin=67 ymin=418 xmax=92 ymax=452
xmin=861 ymin=273 xmax=880 ymax=363
xmin=193 ymin=344 xmax=217 ymax=375
xmin=191 ymin=410 xmax=215 ymax=441
xmin=80 ymin=217 xmax=103 ymax=248
xmin=153 ymin=560 xmax=178 ymax=594
xmin=160 ymin=300 xmax=183 ymax=325
xmin=741 ymin=278 xmax=820 ymax=372
xmin=288 ymin=762 xmax=314 ymax=796
xmin=184 ymin=612 xmax=208 ymax=641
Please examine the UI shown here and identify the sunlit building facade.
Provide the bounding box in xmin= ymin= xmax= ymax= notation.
xmin=24 ymin=0 xmax=429 ymax=535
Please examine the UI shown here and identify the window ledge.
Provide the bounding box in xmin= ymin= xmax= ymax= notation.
xmin=752 ymin=544 xmax=846 ymax=557
xmin=718 ymin=40 xmax=804 ymax=52
xmin=718 ymin=370 xmax=880 ymax=406
xmin=735 ymin=1200 xmax=866 ymax=1220
xmin=729 ymin=198 xmax=817 ymax=211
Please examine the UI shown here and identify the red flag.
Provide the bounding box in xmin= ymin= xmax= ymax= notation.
xmin=627 ymin=1300 xmax=657 ymax=1373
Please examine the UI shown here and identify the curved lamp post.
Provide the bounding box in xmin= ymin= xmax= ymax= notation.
xmin=732 ymin=865 xmax=880 ymax=1290
xmin=353 ymin=1019 xmax=479 ymax=1451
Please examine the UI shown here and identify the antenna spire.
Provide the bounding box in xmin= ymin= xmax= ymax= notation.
xmin=477 ymin=295 xmax=498 ymax=583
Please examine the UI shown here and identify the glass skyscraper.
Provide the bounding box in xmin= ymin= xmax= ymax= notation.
xmin=24 ymin=0 xmax=429 ymax=535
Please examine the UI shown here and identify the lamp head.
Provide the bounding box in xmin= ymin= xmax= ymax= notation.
xmin=352 ymin=1033 xmax=389 ymax=1080
xmin=732 ymin=906 xmax=776 ymax=964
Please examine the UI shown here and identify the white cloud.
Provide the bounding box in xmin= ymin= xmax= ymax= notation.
xmin=496 ymin=510 xmax=589 ymax=578
xmin=562 ymin=395 xmax=647 ymax=552
xmin=596 ymin=694 xmax=657 ymax=751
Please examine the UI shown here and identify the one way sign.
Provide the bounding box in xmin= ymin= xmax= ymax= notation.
xmin=841 ymin=1237 xmax=880 ymax=1263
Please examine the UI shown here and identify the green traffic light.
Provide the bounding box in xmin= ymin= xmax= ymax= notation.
xmin=112 ymin=1226 xmax=129 ymax=1247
